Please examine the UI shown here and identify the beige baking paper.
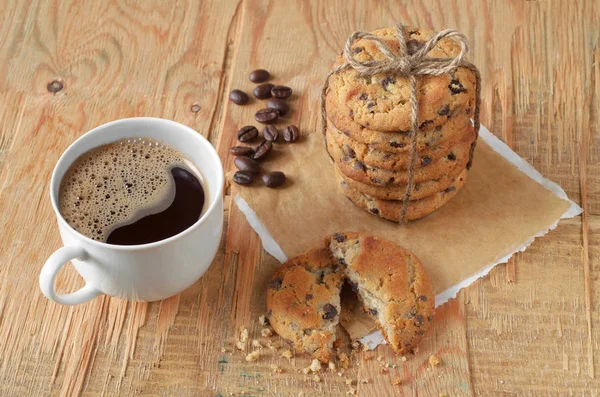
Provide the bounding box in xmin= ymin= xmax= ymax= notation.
xmin=232 ymin=125 xmax=580 ymax=343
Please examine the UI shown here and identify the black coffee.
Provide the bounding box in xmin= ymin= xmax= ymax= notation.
xmin=59 ymin=138 xmax=205 ymax=245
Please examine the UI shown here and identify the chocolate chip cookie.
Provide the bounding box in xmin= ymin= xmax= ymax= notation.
xmin=326 ymin=124 xmax=475 ymax=186
xmin=327 ymin=119 xmax=469 ymax=170
xmin=326 ymin=26 xmax=476 ymax=133
xmin=266 ymin=245 xmax=343 ymax=363
xmin=327 ymin=232 xmax=434 ymax=354
xmin=335 ymin=168 xmax=468 ymax=221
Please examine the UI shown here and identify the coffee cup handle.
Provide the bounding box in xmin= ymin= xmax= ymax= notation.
xmin=39 ymin=246 xmax=102 ymax=305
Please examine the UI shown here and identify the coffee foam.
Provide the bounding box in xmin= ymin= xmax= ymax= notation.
xmin=58 ymin=138 xmax=198 ymax=242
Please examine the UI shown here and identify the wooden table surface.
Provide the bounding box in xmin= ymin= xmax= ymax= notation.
xmin=1 ymin=1 xmax=598 ymax=395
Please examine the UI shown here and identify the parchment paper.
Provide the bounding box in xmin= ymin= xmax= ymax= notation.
xmin=232 ymin=124 xmax=582 ymax=348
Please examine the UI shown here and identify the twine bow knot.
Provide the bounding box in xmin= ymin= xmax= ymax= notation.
xmin=321 ymin=22 xmax=481 ymax=223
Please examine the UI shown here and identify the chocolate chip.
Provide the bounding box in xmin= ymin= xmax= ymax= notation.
xmin=369 ymin=208 xmax=380 ymax=215
xmin=333 ymin=233 xmax=345 ymax=243
xmin=249 ymin=69 xmax=270 ymax=83
xmin=406 ymin=39 xmax=424 ymax=55
xmin=266 ymin=98 xmax=289 ymax=116
xmin=229 ymin=89 xmax=249 ymax=105
xmin=389 ymin=142 xmax=405 ymax=148
xmin=352 ymin=47 xmax=364 ymax=54
xmin=349 ymin=110 xmax=354 ymax=117
xmin=233 ymin=171 xmax=253 ymax=185
xmin=419 ymin=120 xmax=433 ymax=129
xmin=437 ymin=104 xmax=450 ymax=116
xmin=444 ymin=186 xmax=457 ymax=193
xmin=262 ymin=125 xmax=279 ymax=142
xmin=369 ymin=308 xmax=378 ymax=316
xmin=269 ymin=278 xmax=283 ymax=290
xmin=370 ymin=177 xmax=383 ymax=185
xmin=418 ymin=295 xmax=428 ymax=302
xmin=338 ymin=257 xmax=348 ymax=267
xmin=342 ymin=144 xmax=356 ymax=158
xmin=254 ymin=83 xmax=274 ymax=99
xmin=234 ymin=156 xmax=260 ymax=173
xmin=305 ymin=294 xmax=313 ymax=301
xmin=237 ymin=125 xmax=259 ymax=142
xmin=398 ymin=130 xmax=412 ymax=136
xmin=322 ymin=304 xmax=338 ymax=320
xmin=262 ymin=171 xmax=286 ymax=188
xmin=421 ymin=156 xmax=432 ymax=166
xmin=448 ymin=79 xmax=466 ymax=94
xmin=414 ymin=315 xmax=424 ymax=326
xmin=447 ymin=152 xmax=456 ymax=161
xmin=465 ymin=107 xmax=472 ymax=115
xmin=367 ymin=101 xmax=376 ymax=109
xmin=359 ymin=93 xmax=368 ymax=100
xmin=381 ymin=76 xmax=396 ymax=90
xmin=255 ymin=108 xmax=280 ymax=124
xmin=409 ymin=30 xmax=419 ymax=35
xmin=353 ymin=161 xmax=366 ymax=171
xmin=271 ymin=85 xmax=292 ymax=99
xmin=229 ymin=146 xmax=255 ymax=157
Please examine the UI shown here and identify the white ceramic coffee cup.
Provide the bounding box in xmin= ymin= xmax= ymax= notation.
xmin=40 ymin=118 xmax=224 ymax=305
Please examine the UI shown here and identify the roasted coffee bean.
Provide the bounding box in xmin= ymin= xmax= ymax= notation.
xmin=229 ymin=146 xmax=255 ymax=157
xmin=237 ymin=125 xmax=258 ymax=142
xmin=229 ymin=89 xmax=249 ymax=105
xmin=266 ymin=98 xmax=289 ymax=116
xmin=271 ymin=85 xmax=292 ymax=99
xmin=252 ymin=140 xmax=273 ymax=160
xmin=233 ymin=171 xmax=253 ymax=185
xmin=249 ymin=69 xmax=270 ymax=83
xmin=262 ymin=125 xmax=279 ymax=141
xmin=283 ymin=125 xmax=299 ymax=142
xmin=254 ymin=83 xmax=274 ymax=99
xmin=255 ymin=108 xmax=279 ymax=124
xmin=234 ymin=156 xmax=260 ymax=173
xmin=262 ymin=171 xmax=286 ymax=188
xmin=322 ymin=304 xmax=338 ymax=320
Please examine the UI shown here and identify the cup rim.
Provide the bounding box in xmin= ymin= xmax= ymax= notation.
xmin=50 ymin=117 xmax=224 ymax=251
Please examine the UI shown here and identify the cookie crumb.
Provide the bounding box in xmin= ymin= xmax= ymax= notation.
xmin=380 ymin=367 xmax=389 ymax=374
xmin=280 ymin=349 xmax=293 ymax=359
xmin=236 ymin=327 xmax=249 ymax=351
xmin=401 ymin=356 xmax=407 ymax=362
xmin=338 ymin=352 xmax=350 ymax=369
xmin=270 ymin=364 xmax=283 ymax=373
xmin=337 ymin=372 xmax=343 ymax=377
xmin=220 ymin=347 xmax=226 ymax=353
xmin=245 ymin=350 xmax=260 ymax=362
xmin=259 ymin=315 xmax=268 ymax=326
xmin=345 ymin=378 xmax=354 ymax=386
xmin=377 ymin=356 xmax=383 ymax=362
xmin=328 ymin=361 xmax=336 ymax=371
xmin=267 ymin=340 xmax=277 ymax=351
xmin=310 ymin=359 xmax=322 ymax=372
xmin=261 ymin=327 xmax=273 ymax=337
xmin=302 ymin=367 xmax=311 ymax=375
xmin=346 ymin=388 xmax=356 ymax=395
xmin=252 ymin=339 xmax=262 ymax=349
xmin=393 ymin=377 xmax=402 ymax=386
xmin=364 ymin=354 xmax=373 ymax=361
xmin=412 ymin=347 xmax=419 ymax=354
xmin=351 ymin=341 xmax=360 ymax=350
xmin=313 ymin=374 xmax=321 ymax=382
xmin=429 ymin=355 xmax=441 ymax=368
xmin=360 ymin=379 xmax=370 ymax=384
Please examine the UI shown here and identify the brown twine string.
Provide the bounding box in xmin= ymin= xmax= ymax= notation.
xmin=321 ymin=22 xmax=481 ymax=223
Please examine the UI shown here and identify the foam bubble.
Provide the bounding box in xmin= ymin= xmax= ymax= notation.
xmin=58 ymin=138 xmax=199 ymax=242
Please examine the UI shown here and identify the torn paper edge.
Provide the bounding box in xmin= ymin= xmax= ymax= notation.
xmin=233 ymin=124 xmax=583 ymax=350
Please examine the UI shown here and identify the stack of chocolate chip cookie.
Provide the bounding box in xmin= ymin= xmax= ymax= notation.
xmin=324 ymin=26 xmax=478 ymax=222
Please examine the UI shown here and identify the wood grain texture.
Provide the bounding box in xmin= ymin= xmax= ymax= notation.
xmin=0 ymin=0 xmax=598 ymax=395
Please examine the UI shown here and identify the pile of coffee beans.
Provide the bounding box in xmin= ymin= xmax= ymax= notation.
xmin=228 ymin=69 xmax=299 ymax=188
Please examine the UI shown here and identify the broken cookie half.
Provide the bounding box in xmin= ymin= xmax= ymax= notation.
xmin=266 ymin=232 xmax=434 ymax=362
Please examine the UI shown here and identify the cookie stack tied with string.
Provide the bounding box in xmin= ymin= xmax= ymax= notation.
xmin=322 ymin=23 xmax=481 ymax=222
